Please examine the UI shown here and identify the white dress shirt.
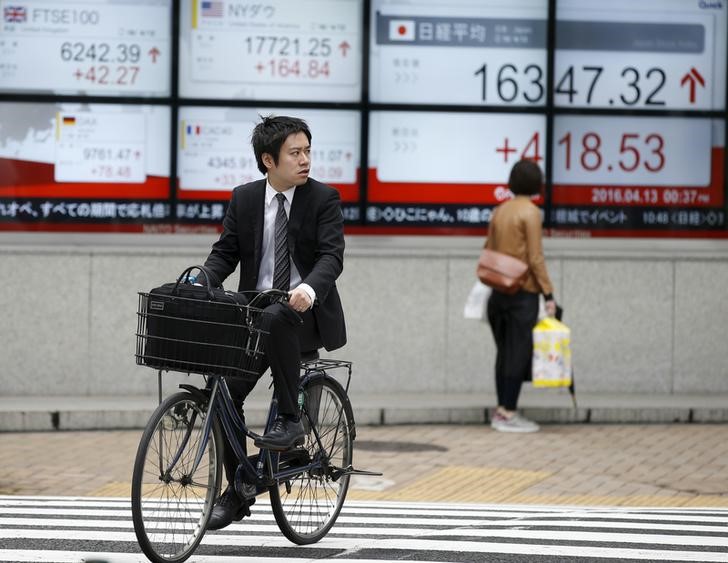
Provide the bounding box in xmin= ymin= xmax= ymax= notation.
xmin=257 ymin=181 xmax=315 ymax=308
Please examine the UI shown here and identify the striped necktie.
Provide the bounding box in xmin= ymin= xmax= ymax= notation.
xmin=272 ymin=192 xmax=290 ymax=291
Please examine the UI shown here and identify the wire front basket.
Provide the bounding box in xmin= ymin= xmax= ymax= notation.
xmin=135 ymin=292 xmax=268 ymax=379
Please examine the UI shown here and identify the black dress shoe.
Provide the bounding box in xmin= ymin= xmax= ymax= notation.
xmin=207 ymin=485 xmax=254 ymax=531
xmin=254 ymin=416 xmax=305 ymax=451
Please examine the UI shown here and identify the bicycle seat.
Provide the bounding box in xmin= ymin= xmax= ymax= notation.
xmin=300 ymin=350 xmax=320 ymax=363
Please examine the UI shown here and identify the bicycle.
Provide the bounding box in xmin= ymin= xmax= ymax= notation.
xmin=132 ymin=284 xmax=378 ymax=563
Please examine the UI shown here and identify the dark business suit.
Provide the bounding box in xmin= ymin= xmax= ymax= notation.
xmin=203 ymin=177 xmax=346 ymax=405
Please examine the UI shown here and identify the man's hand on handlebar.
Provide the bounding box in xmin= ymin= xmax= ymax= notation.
xmin=288 ymin=287 xmax=312 ymax=313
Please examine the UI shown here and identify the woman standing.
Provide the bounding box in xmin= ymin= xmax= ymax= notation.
xmin=486 ymin=160 xmax=557 ymax=433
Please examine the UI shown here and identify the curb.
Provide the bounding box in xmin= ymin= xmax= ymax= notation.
xmin=2 ymin=392 xmax=728 ymax=431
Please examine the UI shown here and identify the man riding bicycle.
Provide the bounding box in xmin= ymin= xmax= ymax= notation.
xmin=198 ymin=114 xmax=347 ymax=530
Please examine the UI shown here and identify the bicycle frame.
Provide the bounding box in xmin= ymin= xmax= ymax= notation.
xmin=167 ymin=370 xmax=346 ymax=495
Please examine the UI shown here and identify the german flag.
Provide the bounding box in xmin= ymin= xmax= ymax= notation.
xmin=62 ymin=116 xmax=76 ymax=125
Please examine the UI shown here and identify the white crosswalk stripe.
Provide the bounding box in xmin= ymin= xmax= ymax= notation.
xmin=1 ymin=496 xmax=727 ymax=562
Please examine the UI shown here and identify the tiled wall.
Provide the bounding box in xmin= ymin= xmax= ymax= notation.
xmin=2 ymin=236 xmax=727 ymax=399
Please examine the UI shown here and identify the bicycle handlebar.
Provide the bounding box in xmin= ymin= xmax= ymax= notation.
xmin=247 ymin=288 xmax=289 ymax=308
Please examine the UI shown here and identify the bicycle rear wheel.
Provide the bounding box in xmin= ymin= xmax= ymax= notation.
xmin=131 ymin=391 xmax=222 ymax=563
xmin=269 ymin=375 xmax=354 ymax=544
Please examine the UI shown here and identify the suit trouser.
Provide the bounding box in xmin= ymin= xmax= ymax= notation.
xmin=487 ymin=290 xmax=539 ymax=411
xmin=222 ymin=301 xmax=320 ymax=483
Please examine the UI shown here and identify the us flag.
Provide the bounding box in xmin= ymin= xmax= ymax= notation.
xmin=201 ymin=0 xmax=223 ymax=17
xmin=3 ymin=5 xmax=27 ymax=22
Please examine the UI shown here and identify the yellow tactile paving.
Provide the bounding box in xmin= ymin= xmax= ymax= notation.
xmin=89 ymin=482 xmax=131 ymax=497
xmin=344 ymin=469 xmax=728 ymax=507
xmin=682 ymin=495 xmax=728 ymax=507
xmin=349 ymin=466 xmax=551 ymax=503
xmin=82 ymin=476 xmax=728 ymax=507
xmin=505 ymin=494 xmax=728 ymax=507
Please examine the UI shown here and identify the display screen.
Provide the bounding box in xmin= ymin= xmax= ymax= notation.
xmin=551 ymin=116 xmax=725 ymax=232
xmin=555 ymin=0 xmax=727 ymax=110
xmin=178 ymin=0 xmax=362 ymax=101
xmin=0 ymin=1 xmax=725 ymax=237
xmin=367 ymin=111 xmax=546 ymax=226
xmin=177 ymin=107 xmax=361 ymax=223
xmin=0 ymin=102 xmax=171 ymax=227
xmin=0 ymin=0 xmax=171 ymax=97
xmin=369 ymin=0 xmax=547 ymax=106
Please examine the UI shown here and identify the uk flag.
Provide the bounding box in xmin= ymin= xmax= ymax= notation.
xmin=3 ymin=5 xmax=27 ymax=22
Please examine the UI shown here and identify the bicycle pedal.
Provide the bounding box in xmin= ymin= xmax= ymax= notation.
xmin=240 ymin=482 xmax=257 ymax=500
xmin=348 ymin=468 xmax=383 ymax=476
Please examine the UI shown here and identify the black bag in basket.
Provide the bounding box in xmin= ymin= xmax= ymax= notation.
xmin=137 ymin=265 xmax=262 ymax=378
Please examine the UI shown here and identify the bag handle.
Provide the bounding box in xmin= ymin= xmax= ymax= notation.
xmin=173 ymin=265 xmax=220 ymax=300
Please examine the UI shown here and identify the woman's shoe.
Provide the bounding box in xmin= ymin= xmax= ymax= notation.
xmin=491 ymin=411 xmax=540 ymax=433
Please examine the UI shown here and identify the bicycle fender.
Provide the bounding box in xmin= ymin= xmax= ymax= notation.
xmin=178 ymin=383 xmax=209 ymax=405
xmin=300 ymin=371 xmax=356 ymax=441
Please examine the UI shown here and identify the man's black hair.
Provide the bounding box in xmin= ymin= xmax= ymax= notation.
xmin=508 ymin=159 xmax=543 ymax=196
xmin=251 ymin=115 xmax=312 ymax=174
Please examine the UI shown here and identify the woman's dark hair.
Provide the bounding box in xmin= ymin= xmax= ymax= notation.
xmin=251 ymin=115 xmax=312 ymax=174
xmin=508 ymin=159 xmax=543 ymax=196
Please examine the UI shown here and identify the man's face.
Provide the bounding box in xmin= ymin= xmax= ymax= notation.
xmin=263 ymin=131 xmax=311 ymax=190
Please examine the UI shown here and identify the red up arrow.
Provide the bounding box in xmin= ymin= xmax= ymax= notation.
xmin=148 ymin=47 xmax=161 ymax=63
xmin=338 ymin=41 xmax=350 ymax=57
xmin=680 ymin=67 xmax=705 ymax=104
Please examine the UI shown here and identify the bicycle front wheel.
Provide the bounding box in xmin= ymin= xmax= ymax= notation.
xmin=131 ymin=391 xmax=222 ymax=563
xmin=269 ymin=375 xmax=354 ymax=544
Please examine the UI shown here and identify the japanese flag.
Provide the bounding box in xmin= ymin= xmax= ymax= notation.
xmin=388 ymin=19 xmax=415 ymax=41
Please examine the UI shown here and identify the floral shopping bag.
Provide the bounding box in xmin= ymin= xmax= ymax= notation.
xmin=532 ymin=317 xmax=572 ymax=388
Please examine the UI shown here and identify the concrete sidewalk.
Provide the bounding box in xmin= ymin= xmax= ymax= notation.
xmin=1 ymin=423 xmax=727 ymax=507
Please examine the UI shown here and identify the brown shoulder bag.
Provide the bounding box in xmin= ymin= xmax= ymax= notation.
xmin=476 ymin=249 xmax=529 ymax=295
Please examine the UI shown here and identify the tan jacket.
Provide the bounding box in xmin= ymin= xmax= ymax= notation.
xmin=485 ymin=196 xmax=553 ymax=296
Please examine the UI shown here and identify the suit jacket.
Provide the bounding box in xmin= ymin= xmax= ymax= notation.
xmin=204 ymin=178 xmax=346 ymax=352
